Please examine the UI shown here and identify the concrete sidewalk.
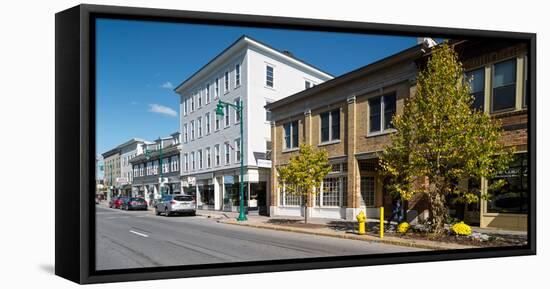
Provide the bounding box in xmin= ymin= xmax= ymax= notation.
xmin=195 ymin=209 xmax=474 ymax=250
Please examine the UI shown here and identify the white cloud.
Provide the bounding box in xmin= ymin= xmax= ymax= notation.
xmin=160 ymin=81 xmax=174 ymax=89
xmin=149 ymin=104 xmax=177 ymax=117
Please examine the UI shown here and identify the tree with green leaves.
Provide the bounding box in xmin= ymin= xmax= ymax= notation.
xmin=278 ymin=144 xmax=332 ymax=224
xmin=379 ymin=43 xmax=513 ymax=236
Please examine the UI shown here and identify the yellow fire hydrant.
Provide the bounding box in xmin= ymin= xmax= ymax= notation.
xmin=356 ymin=211 xmax=366 ymax=235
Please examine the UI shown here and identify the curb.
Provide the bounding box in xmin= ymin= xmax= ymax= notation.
xmin=220 ymin=220 xmax=476 ymax=251
xmin=196 ymin=212 xmax=230 ymax=220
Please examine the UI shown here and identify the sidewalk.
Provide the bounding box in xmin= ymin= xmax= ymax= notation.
xmin=196 ymin=209 xmax=474 ymax=250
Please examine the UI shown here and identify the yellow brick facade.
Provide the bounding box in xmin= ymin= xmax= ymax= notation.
xmin=268 ymin=40 xmax=529 ymax=230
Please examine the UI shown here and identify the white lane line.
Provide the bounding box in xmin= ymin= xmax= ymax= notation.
xmin=129 ymin=230 xmax=149 ymax=238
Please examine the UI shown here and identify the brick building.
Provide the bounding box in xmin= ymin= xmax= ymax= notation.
xmin=101 ymin=148 xmax=121 ymax=203
xmin=266 ymin=38 xmax=528 ymax=230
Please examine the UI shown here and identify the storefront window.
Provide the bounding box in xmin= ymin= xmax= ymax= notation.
xmin=200 ymin=184 xmax=215 ymax=206
xmin=224 ymin=182 xmax=247 ymax=207
xmin=284 ymin=193 xmax=302 ymax=206
xmin=279 ymin=184 xmax=302 ymax=206
xmin=315 ymin=176 xmax=347 ymax=207
xmin=183 ymin=185 xmax=196 ymax=196
xmin=487 ymin=153 xmax=528 ymax=214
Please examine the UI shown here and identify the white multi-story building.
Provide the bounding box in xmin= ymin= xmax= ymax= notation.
xmin=175 ymin=35 xmax=333 ymax=214
xmin=130 ymin=133 xmax=182 ymax=205
xmin=117 ymin=138 xmax=148 ymax=196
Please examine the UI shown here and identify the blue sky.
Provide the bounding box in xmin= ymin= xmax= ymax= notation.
xmin=96 ymin=18 xmax=419 ymax=157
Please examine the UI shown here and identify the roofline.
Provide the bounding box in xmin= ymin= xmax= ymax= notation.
xmin=245 ymin=35 xmax=334 ymax=78
xmin=265 ymin=43 xmax=428 ymax=111
xmin=129 ymin=145 xmax=181 ymax=164
xmin=173 ymin=35 xmax=334 ymax=93
xmin=101 ymin=148 xmax=120 ymax=158
xmin=153 ymin=133 xmax=180 ymax=142
xmin=115 ymin=138 xmax=148 ymax=149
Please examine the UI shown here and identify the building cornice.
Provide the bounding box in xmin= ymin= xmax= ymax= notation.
xmin=101 ymin=148 xmax=120 ymax=158
xmin=129 ymin=145 xmax=181 ymax=164
xmin=265 ymin=43 xmax=426 ymax=112
xmin=174 ymin=35 xmax=333 ymax=94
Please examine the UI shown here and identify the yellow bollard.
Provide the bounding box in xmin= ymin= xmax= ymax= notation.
xmin=356 ymin=211 xmax=366 ymax=235
xmin=380 ymin=206 xmax=384 ymax=239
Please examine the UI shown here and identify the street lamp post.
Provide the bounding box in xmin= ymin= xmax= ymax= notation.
xmin=216 ymin=99 xmax=247 ymax=221
xmin=157 ymin=138 xmax=165 ymax=196
xmin=109 ymin=163 xmax=114 ymax=200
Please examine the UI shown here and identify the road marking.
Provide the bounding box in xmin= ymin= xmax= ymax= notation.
xmin=129 ymin=230 xmax=149 ymax=238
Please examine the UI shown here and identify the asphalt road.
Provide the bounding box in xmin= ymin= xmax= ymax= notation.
xmin=96 ymin=206 xmax=423 ymax=270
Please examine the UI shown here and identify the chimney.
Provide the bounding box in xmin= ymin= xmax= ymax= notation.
xmin=282 ymin=50 xmax=294 ymax=58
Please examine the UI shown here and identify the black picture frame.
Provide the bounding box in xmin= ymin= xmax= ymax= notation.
xmin=55 ymin=4 xmax=536 ymax=284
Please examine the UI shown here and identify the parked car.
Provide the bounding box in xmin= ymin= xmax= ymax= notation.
xmin=112 ymin=197 xmax=126 ymax=209
xmin=108 ymin=196 xmax=120 ymax=208
xmin=155 ymin=194 xmax=196 ymax=216
xmin=122 ymin=197 xmax=148 ymax=211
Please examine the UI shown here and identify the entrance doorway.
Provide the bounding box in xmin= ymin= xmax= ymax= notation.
xmin=360 ymin=176 xmax=376 ymax=207
xmin=250 ymin=182 xmax=267 ymax=215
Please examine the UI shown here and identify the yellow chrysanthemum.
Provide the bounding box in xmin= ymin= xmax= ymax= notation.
xmin=397 ymin=222 xmax=410 ymax=234
xmin=451 ymin=221 xmax=472 ymax=236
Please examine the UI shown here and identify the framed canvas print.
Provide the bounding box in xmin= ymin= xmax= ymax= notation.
xmin=55 ymin=4 xmax=536 ymax=284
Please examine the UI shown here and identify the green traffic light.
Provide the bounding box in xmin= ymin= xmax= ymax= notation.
xmin=215 ymin=101 xmax=225 ymax=117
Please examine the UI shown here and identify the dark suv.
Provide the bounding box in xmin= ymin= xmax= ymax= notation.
xmin=122 ymin=197 xmax=148 ymax=211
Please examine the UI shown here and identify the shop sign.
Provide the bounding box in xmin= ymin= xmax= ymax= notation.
xmin=257 ymin=159 xmax=272 ymax=168
xmin=187 ymin=176 xmax=196 ymax=186
xmin=495 ymin=167 xmax=527 ymax=178
xmin=244 ymin=170 xmax=259 ymax=183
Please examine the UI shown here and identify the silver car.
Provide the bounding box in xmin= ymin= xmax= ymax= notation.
xmin=155 ymin=194 xmax=196 ymax=216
